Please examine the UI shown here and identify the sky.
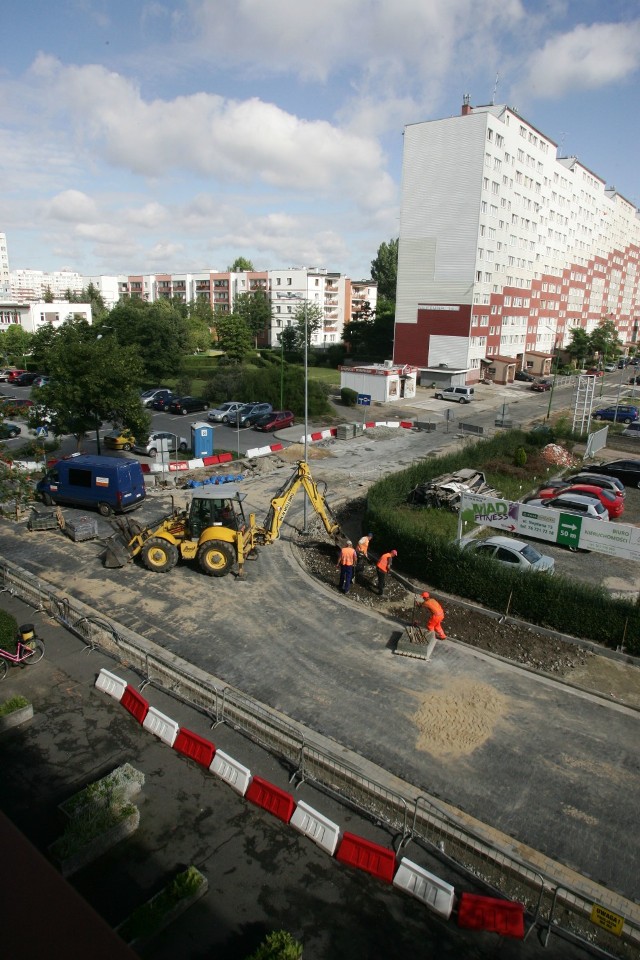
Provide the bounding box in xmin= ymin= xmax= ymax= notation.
xmin=1 ymin=0 xmax=639 ymax=281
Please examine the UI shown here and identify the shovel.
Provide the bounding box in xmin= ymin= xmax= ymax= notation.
xmin=101 ymin=533 xmax=134 ymax=568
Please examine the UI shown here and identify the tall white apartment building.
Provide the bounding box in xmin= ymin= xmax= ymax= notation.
xmin=0 ymin=233 xmax=10 ymax=296
xmin=394 ymin=97 xmax=640 ymax=381
xmin=10 ymin=268 xmax=84 ymax=301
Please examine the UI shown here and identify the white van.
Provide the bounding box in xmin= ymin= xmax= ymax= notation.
xmin=434 ymin=386 xmax=474 ymax=404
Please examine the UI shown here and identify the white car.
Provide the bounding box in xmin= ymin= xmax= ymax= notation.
xmin=132 ymin=432 xmax=189 ymax=458
xmin=208 ymin=401 xmax=246 ymax=423
xmin=525 ymin=493 xmax=607 ymax=521
xmin=463 ymin=536 xmax=555 ymax=573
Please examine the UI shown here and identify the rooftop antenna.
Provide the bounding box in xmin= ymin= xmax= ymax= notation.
xmin=558 ymin=131 xmax=567 ymax=155
xmin=491 ymin=73 xmax=500 ymax=105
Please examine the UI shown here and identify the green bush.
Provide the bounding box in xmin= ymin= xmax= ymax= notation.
xmin=0 ymin=695 xmax=29 ymax=717
xmin=245 ymin=930 xmax=303 ymax=960
xmin=366 ymin=431 xmax=640 ymax=653
xmin=340 ymin=387 xmax=358 ymax=407
xmin=514 ymin=446 xmax=527 ymax=467
xmin=0 ymin=609 xmax=18 ymax=653
xmin=119 ymin=866 xmax=205 ymax=943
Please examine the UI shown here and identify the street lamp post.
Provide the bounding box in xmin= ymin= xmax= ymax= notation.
xmin=280 ymin=335 xmax=284 ymax=410
xmin=303 ymin=302 xmax=308 ymax=533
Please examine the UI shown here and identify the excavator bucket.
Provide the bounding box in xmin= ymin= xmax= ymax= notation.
xmin=101 ymin=533 xmax=133 ymax=568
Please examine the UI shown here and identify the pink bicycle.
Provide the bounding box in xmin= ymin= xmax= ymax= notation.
xmin=0 ymin=623 xmax=45 ymax=680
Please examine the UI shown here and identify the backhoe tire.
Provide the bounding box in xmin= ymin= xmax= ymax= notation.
xmin=141 ymin=538 xmax=179 ymax=573
xmin=198 ymin=540 xmax=235 ymax=577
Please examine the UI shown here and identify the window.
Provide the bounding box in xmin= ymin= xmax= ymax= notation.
xmin=276 ymin=278 xmax=281 ymax=285
xmin=287 ymin=277 xmax=292 ymax=286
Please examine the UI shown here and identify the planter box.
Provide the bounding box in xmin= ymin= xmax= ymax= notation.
xmin=51 ymin=807 xmax=140 ymax=878
xmin=0 ymin=702 xmax=33 ymax=732
xmin=119 ymin=868 xmax=208 ymax=947
xmin=58 ymin=763 xmax=144 ymax=819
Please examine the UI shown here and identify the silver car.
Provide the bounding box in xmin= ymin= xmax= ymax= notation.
xmin=463 ymin=536 xmax=555 ymax=573
xmin=207 ymin=401 xmax=245 ymax=423
xmin=525 ymin=493 xmax=607 ymax=521
xmin=132 ymin=432 xmax=189 ymax=458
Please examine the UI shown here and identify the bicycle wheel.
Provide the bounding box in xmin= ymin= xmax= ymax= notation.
xmin=0 ymin=658 xmax=7 ymax=680
xmin=22 ymin=638 xmax=45 ymax=665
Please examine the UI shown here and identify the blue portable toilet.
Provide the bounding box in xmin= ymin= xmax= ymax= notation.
xmin=191 ymin=421 xmax=214 ymax=458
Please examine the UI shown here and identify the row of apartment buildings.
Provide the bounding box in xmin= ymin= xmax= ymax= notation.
xmin=393 ymin=97 xmax=640 ymax=382
xmin=0 ymin=243 xmax=376 ymax=348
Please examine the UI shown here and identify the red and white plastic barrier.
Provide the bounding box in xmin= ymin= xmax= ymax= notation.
xmin=95 ymin=669 xmax=527 ymax=938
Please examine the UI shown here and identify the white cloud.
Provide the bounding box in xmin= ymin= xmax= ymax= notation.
xmin=44 ymin=190 xmax=99 ymax=223
xmin=515 ymin=20 xmax=640 ymax=99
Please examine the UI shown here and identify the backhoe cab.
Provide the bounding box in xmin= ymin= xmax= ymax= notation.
xmin=102 ymin=461 xmax=342 ymax=579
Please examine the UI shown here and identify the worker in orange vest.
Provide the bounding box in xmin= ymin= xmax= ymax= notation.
xmin=336 ymin=540 xmax=358 ymax=594
xmin=419 ymin=591 xmax=447 ymax=639
xmin=375 ymin=549 xmax=397 ymax=597
xmin=356 ymin=532 xmax=373 ymax=574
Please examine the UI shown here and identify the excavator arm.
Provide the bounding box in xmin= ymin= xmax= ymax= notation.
xmin=256 ymin=460 xmax=341 ymax=545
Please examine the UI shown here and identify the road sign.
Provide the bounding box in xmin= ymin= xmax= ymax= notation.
xmin=460 ymin=492 xmax=640 ymax=561
xmin=36 ymin=426 xmax=48 ymax=438
xmin=357 ymin=394 xmax=371 ymax=406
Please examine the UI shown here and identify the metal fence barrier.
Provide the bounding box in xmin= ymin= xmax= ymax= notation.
xmin=1 ymin=557 xmax=639 ymax=958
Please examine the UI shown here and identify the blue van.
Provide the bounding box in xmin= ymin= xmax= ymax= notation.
xmin=36 ymin=454 xmax=146 ymax=516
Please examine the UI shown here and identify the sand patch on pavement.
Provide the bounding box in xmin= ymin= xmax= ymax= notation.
xmin=413 ymin=678 xmax=510 ymax=758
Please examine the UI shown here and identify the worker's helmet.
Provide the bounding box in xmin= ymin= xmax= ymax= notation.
xmin=391 ymin=549 xmax=398 ymax=556
xmin=346 ymin=540 xmax=353 ymax=546
xmin=367 ymin=532 xmax=373 ymax=538
xmin=421 ymin=591 xmax=430 ymax=599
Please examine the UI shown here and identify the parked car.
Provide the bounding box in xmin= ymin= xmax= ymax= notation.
xmin=140 ymin=387 xmax=172 ymax=407
xmin=7 ymin=369 xmax=27 ymax=383
xmin=524 ymin=492 xmax=608 ymax=521
xmin=434 ymin=386 xmax=474 ymax=404
xmin=603 ymin=363 xmax=616 ymax=372
xmin=168 ymin=396 xmax=210 ymax=415
xmin=132 ymin=432 xmax=189 ymax=458
xmin=103 ymin=429 xmax=136 ymax=451
xmin=628 ymin=376 xmax=640 ymax=385
xmin=253 ymin=410 xmax=295 ymax=432
xmin=0 ymin=398 xmax=34 ymax=416
xmin=207 ymin=401 xmax=246 ymax=423
xmin=462 ymin=536 xmax=555 ymax=573
xmin=542 ymin=473 xmax=626 ymax=498
xmin=530 ymin=379 xmax=552 ymax=392
xmin=533 ymin=484 xmax=624 ymax=519
xmin=151 ymin=390 xmax=174 ymax=411
xmin=0 ymin=368 xmax=18 ymax=382
xmin=592 ymin=405 xmax=639 ymax=424
xmin=0 ymin=422 xmax=21 ymax=439
xmin=582 ymin=459 xmax=640 ymax=488
xmin=31 ymin=375 xmax=51 ymax=387
xmin=622 ymin=422 xmax=640 ymax=439
xmin=514 ymin=370 xmax=536 ymax=382
xmin=629 ymin=357 xmax=640 ymax=366
xmin=235 ymin=402 xmax=273 ymax=427
xmin=585 ymin=368 xmax=604 ymax=377
xmin=618 ymin=359 xmax=629 ymax=369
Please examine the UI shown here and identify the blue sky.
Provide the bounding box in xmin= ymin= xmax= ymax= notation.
xmin=2 ymin=0 xmax=639 ymax=280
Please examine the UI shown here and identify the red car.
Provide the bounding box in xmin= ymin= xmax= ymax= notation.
xmin=535 ymin=483 xmax=624 ymax=519
xmin=530 ymin=379 xmax=552 ymax=392
xmin=253 ymin=410 xmax=295 ymax=432
xmin=7 ymin=369 xmax=27 ymax=383
xmin=585 ymin=368 xmax=604 ymax=377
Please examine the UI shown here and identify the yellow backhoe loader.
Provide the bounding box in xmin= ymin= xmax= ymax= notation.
xmin=102 ymin=460 xmax=343 ymax=578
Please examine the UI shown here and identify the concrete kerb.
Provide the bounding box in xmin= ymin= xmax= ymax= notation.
xmin=2 ymin=554 xmax=640 ymax=948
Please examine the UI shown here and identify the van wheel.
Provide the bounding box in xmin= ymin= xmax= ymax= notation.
xmin=435 ymin=393 xmax=443 ymax=400
xmin=41 ymin=492 xmax=53 ymax=506
xmin=141 ymin=538 xmax=179 ymax=572
xmin=594 ymin=414 xmax=603 ymax=420
xmin=623 ymin=417 xmax=632 ymax=424
xmin=98 ymin=502 xmax=113 ymax=517
xmin=123 ymin=442 xmax=132 ymax=451
xmin=198 ymin=541 xmax=234 ymax=577
xmin=459 ymin=397 xmax=467 ymax=403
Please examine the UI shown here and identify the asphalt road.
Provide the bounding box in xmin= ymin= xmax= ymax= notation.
xmin=1 ymin=448 xmax=639 ymax=906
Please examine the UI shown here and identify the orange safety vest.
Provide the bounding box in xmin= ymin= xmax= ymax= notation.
xmin=339 ymin=546 xmax=357 ymax=567
xmin=376 ymin=552 xmax=394 ymax=573
xmin=424 ymin=598 xmax=444 ymax=618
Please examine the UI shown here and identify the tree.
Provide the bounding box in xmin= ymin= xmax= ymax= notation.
xmin=277 ymin=325 xmax=298 ymax=354
xmin=185 ymin=299 xmax=214 ymax=353
xmin=0 ymin=325 xmax=32 ymax=363
xmin=43 ymin=286 xmax=54 ymax=303
xmin=234 ymin=290 xmax=271 ymax=346
xmin=590 ymin=318 xmax=622 ymax=364
xmin=344 ymin=298 xmax=395 ymax=361
xmin=214 ymin=313 xmax=254 ymax=362
xmin=566 ymin=327 xmax=590 ymax=367
xmin=101 ymin=298 xmax=193 ymax=381
xmin=371 ymin=238 xmax=399 ymax=302
xmin=228 ymin=257 xmax=254 ymax=272
xmin=293 ymin=301 xmax=323 ymax=349
xmin=31 ymin=321 xmax=149 ymax=448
